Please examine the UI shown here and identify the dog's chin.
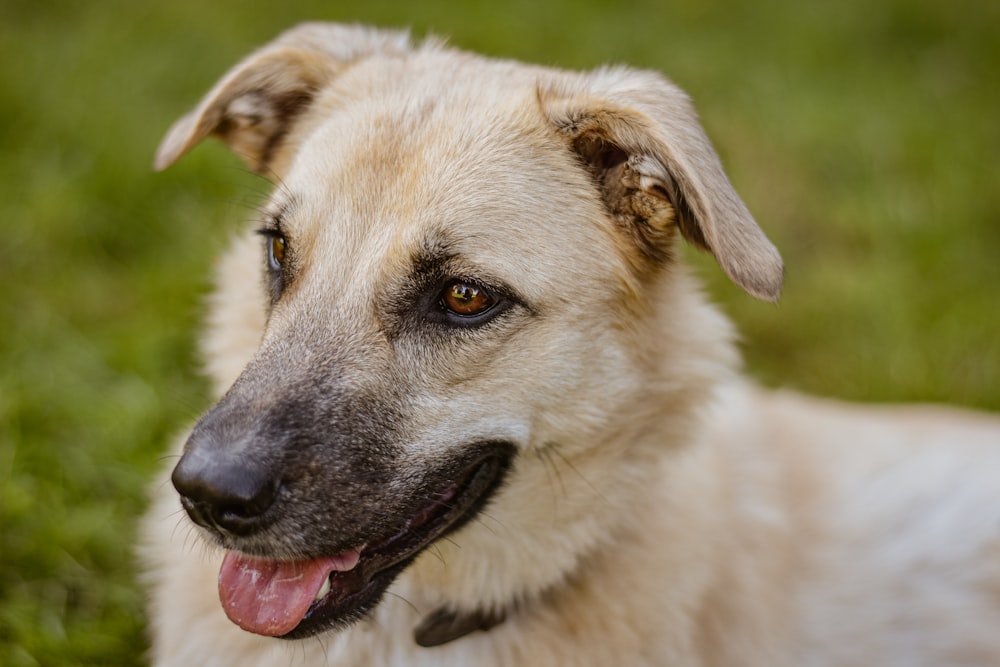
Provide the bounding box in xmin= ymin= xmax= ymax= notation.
xmin=217 ymin=442 xmax=516 ymax=641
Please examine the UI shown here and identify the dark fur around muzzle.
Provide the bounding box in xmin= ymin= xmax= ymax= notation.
xmin=171 ymin=355 xmax=407 ymax=556
xmin=170 ymin=343 xmax=516 ymax=640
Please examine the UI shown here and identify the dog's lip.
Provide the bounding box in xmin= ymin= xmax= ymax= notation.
xmin=220 ymin=444 xmax=515 ymax=640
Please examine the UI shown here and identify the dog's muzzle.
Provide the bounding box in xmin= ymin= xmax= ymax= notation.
xmin=170 ymin=388 xmax=517 ymax=642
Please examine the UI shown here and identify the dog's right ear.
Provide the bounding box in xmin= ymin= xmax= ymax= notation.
xmin=541 ymin=68 xmax=784 ymax=302
xmin=154 ymin=23 xmax=411 ymax=175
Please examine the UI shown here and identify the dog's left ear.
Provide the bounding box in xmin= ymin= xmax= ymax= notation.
xmin=541 ymin=68 xmax=783 ymax=301
xmin=154 ymin=23 xmax=411 ymax=174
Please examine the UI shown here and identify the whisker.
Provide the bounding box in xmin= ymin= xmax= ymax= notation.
xmin=538 ymin=446 xmax=567 ymax=503
xmin=307 ymin=632 xmax=331 ymax=667
xmin=470 ymin=509 xmax=504 ymax=536
xmin=549 ymin=444 xmax=611 ymax=506
xmin=385 ymin=589 xmax=421 ymax=616
xmin=425 ymin=542 xmax=448 ymax=565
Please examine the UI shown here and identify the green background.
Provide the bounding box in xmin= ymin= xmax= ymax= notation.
xmin=2 ymin=0 xmax=998 ymax=664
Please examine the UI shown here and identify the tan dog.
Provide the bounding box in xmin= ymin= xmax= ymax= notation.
xmin=142 ymin=23 xmax=1000 ymax=666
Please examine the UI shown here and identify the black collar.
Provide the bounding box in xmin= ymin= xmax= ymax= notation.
xmin=413 ymin=606 xmax=507 ymax=647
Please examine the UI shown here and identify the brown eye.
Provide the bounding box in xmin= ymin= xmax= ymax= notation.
xmin=268 ymin=235 xmax=286 ymax=270
xmin=441 ymin=281 xmax=495 ymax=317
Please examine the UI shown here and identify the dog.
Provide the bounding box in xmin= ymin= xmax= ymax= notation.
xmin=141 ymin=23 xmax=1000 ymax=666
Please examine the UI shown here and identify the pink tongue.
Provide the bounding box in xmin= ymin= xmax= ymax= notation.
xmin=218 ymin=550 xmax=361 ymax=636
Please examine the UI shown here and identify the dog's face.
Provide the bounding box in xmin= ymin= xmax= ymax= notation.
xmin=158 ymin=24 xmax=782 ymax=644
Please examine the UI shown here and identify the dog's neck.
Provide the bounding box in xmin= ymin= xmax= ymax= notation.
xmin=413 ymin=606 xmax=507 ymax=647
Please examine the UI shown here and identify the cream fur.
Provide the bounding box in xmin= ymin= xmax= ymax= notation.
xmin=141 ymin=23 xmax=1000 ymax=666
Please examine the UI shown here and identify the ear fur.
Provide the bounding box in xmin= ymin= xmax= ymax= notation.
xmin=542 ymin=68 xmax=784 ymax=301
xmin=153 ymin=23 xmax=411 ymax=174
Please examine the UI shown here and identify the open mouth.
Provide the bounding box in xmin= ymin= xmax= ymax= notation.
xmin=216 ymin=445 xmax=514 ymax=639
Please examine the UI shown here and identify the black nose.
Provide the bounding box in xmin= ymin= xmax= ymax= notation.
xmin=171 ymin=438 xmax=281 ymax=537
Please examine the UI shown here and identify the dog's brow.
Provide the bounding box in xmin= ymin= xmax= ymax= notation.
xmin=411 ymin=238 xmax=454 ymax=278
xmin=261 ymin=198 xmax=297 ymax=231
xmin=404 ymin=238 xmax=513 ymax=294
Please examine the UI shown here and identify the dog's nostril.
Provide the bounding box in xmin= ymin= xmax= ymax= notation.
xmin=179 ymin=495 xmax=207 ymax=528
xmin=171 ymin=451 xmax=281 ymax=536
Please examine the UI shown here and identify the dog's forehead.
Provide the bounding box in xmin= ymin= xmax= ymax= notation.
xmin=274 ymin=56 xmax=622 ymax=296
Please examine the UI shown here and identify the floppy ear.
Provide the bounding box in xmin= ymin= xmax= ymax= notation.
xmin=541 ymin=68 xmax=783 ymax=301
xmin=154 ymin=23 xmax=411 ymax=174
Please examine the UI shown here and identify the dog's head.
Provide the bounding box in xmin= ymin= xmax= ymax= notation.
xmin=157 ymin=23 xmax=782 ymax=645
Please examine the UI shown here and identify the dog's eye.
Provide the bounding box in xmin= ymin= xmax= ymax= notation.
xmin=267 ymin=234 xmax=286 ymax=271
xmin=440 ymin=281 xmax=496 ymax=318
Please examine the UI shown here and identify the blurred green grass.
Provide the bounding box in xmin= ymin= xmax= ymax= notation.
xmin=1 ymin=0 xmax=998 ymax=664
